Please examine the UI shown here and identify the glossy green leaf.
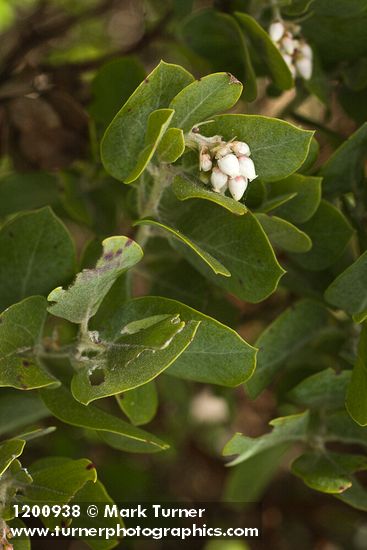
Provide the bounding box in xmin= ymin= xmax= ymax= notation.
xmin=0 ymin=390 xmax=49 ymax=437
xmin=267 ymin=174 xmax=322 ymax=224
xmin=201 ymin=115 xmax=314 ymax=182
xmin=320 ymin=122 xmax=367 ymax=195
xmin=91 ymin=297 xmax=257 ymax=387
xmin=117 ymin=381 xmax=158 ymax=426
xmin=291 ymin=200 xmax=354 ymax=271
xmin=41 ymin=384 xmax=168 ymax=453
xmin=25 ymin=457 xmax=97 ymax=503
xmin=0 ymin=207 xmax=76 ymax=311
xmin=288 ymin=368 xmax=351 ymax=411
xmin=291 ymin=451 xmax=367 ymax=494
xmin=325 ymin=250 xmax=367 ymax=322
xmin=223 ymin=411 xmax=309 ymax=466
xmin=71 ymin=314 xmax=200 ymax=405
xmin=235 ymin=12 xmax=294 ymax=90
xmin=89 ymin=57 xmax=145 ymax=129
xmin=172 ymin=175 xmax=248 ymax=215
xmin=336 ymin=477 xmax=367 ymax=511
xmin=169 ymin=72 xmax=242 ymax=132
xmin=256 ymin=192 xmax=297 ymax=214
xmin=151 ymin=189 xmax=284 ymax=302
xmin=0 ymin=296 xmax=58 ymax=391
xmin=346 ymin=324 xmax=367 ymax=426
xmin=157 ymin=127 xmax=185 ymax=163
xmin=282 ymin=0 xmax=315 ymax=15
xmin=125 ymin=108 xmax=174 ymax=183
xmin=101 ymin=61 xmax=194 ymax=181
xmin=0 ymin=439 xmax=25 ymax=476
xmin=135 ymin=218 xmax=230 ymax=277
xmin=247 ymin=300 xmax=330 ymax=398
xmin=256 ymin=213 xmax=312 ymax=253
xmin=48 ymin=236 xmax=143 ymax=324
xmin=179 ymin=9 xmax=257 ymax=101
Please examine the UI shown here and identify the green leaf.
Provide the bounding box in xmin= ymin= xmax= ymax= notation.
xmin=169 ymin=72 xmax=242 ymax=132
xmin=70 ymin=480 xmax=123 ymax=550
xmin=256 ymin=192 xmax=297 ymax=214
xmin=172 ymin=175 xmax=248 ymax=215
xmin=25 ymin=457 xmax=97 ymax=503
xmin=179 ymin=9 xmax=257 ymax=101
xmin=0 ymin=296 xmax=58 ymax=391
xmin=201 ymin=115 xmax=314 ymax=182
xmin=0 ymin=439 xmax=25 ymax=476
xmin=0 ymin=390 xmax=49 ymax=437
xmin=0 ymin=172 xmax=59 ymax=219
xmin=346 ymin=324 xmax=367 ymax=426
xmin=291 ymin=200 xmax=354 ymax=271
xmin=89 ymin=57 xmax=146 ymax=129
xmin=291 ymin=451 xmax=367 ymax=494
xmin=246 ymin=300 xmax=331 ymax=398
xmin=282 ymin=0 xmax=315 ymax=16
xmin=223 ymin=411 xmax=309 ymax=466
xmin=8 ymin=518 xmax=30 ymax=550
xmin=235 ymin=12 xmax=294 ymax=90
xmin=157 ymin=127 xmax=185 ymax=163
xmin=71 ymin=314 xmax=200 ymax=405
xmin=288 ymin=368 xmax=351 ymax=411
xmin=267 ymin=174 xmax=322 ymax=224
xmin=256 ymin=213 xmax=312 ymax=253
xmin=41 ymin=384 xmax=168 ymax=453
xmin=151 ymin=189 xmax=284 ymax=302
xmin=135 ymin=218 xmax=230 ymax=277
xmin=320 ymin=122 xmax=367 ymax=195
xmin=125 ymin=108 xmax=174 ymax=183
xmin=91 ymin=297 xmax=257 ymax=387
xmin=0 ymin=207 xmax=76 ymax=311
xmin=101 ymin=61 xmax=194 ymax=181
xmin=48 ymin=236 xmax=143 ymax=324
xmin=224 ymin=445 xmax=289 ymax=503
xmin=117 ymin=381 xmax=158 ymax=426
xmin=325 ymin=250 xmax=367 ymax=322
xmin=324 ymin=410 xmax=367 ymax=448
xmin=336 ymin=477 xmax=367 ymax=511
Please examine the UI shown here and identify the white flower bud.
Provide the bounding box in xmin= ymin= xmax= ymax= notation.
xmin=214 ymin=143 xmax=232 ymax=159
xmin=217 ymin=153 xmax=240 ymax=177
xmin=281 ymin=35 xmax=297 ymax=55
xmin=228 ymin=176 xmax=248 ymax=201
xmin=299 ymin=41 xmax=313 ymax=60
xmin=296 ymin=55 xmax=313 ymax=80
xmin=269 ymin=21 xmax=285 ymax=43
xmin=232 ymin=140 xmax=251 ymax=157
xmin=238 ymin=155 xmax=257 ymax=181
xmin=200 ymin=152 xmax=212 ymax=172
xmin=283 ymin=54 xmax=297 ymax=78
xmin=211 ymin=167 xmax=228 ymax=193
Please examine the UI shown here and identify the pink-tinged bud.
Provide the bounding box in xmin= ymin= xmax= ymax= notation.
xmin=200 ymin=153 xmax=212 ymax=172
xmin=269 ymin=21 xmax=285 ymax=43
xmin=232 ymin=141 xmax=251 ymax=157
xmin=228 ymin=176 xmax=248 ymax=201
xmin=296 ymin=56 xmax=313 ymax=80
xmin=217 ymin=154 xmax=240 ymax=177
xmin=211 ymin=167 xmax=228 ymax=193
xmin=238 ymin=156 xmax=257 ymax=181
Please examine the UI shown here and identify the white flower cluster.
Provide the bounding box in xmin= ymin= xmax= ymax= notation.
xmin=269 ymin=20 xmax=313 ymax=80
xmin=198 ymin=138 xmax=258 ymax=202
